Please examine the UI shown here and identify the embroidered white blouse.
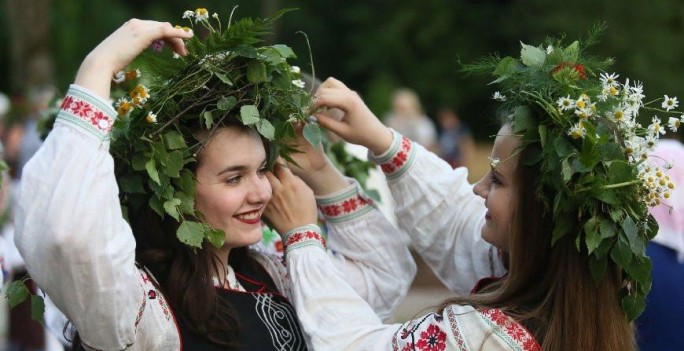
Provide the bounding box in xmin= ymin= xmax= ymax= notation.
xmin=14 ymin=85 xmax=416 ymax=351
xmin=284 ymin=132 xmax=540 ymax=350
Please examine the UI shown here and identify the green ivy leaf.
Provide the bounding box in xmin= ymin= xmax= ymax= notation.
xmin=148 ymin=196 xmax=164 ymax=217
xmin=303 ymin=123 xmax=324 ymax=148
xmin=30 ymin=294 xmax=45 ymax=326
xmin=164 ymin=131 xmax=186 ymax=150
xmin=588 ymin=255 xmax=607 ymax=283
xmin=621 ymin=294 xmax=646 ymax=322
xmin=119 ymin=174 xmax=145 ymax=194
xmin=214 ymin=72 xmax=233 ymax=86
xmin=163 ymin=198 xmax=182 ymax=221
xmin=610 ymin=235 xmax=632 ymax=268
xmin=203 ymin=110 xmax=214 ymax=129
xmin=599 ymin=218 xmax=616 ymax=239
xmin=217 ymin=96 xmax=237 ymax=111
xmin=177 ymin=221 xmax=205 ymax=248
xmin=145 ymin=159 xmax=161 ymax=185
xmin=163 ymin=151 xmax=184 ymax=178
xmin=584 ymin=217 xmax=601 ymax=254
xmin=272 ymin=44 xmax=296 ymax=59
xmin=247 ymin=61 xmax=268 ymax=83
xmin=256 ymin=119 xmax=275 ymax=140
xmin=206 ymin=228 xmax=225 ymax=249
xmin=240 ymin=105 xmax=260 ymax=125
xmin=7 ymin=281 xmax=29 ymax=308
xmin=520 ymin=42 xmax=546 ymax=67
xmin=132 ymin=153 xmax=148 ymax=171
xmin=622 ymin=216 xmax=638 ymax=250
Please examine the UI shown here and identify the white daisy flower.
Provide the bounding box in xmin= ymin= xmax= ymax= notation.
xmin=290 ymin=66 xmax=301 ymax=74
xmin=488 ymin=157 xmax=501 ymax=170
xmin=668 ymin=116 xmax=683 ymax=132
xmin=599 ymin=72 xmax=619 ymax=87
xmin=556 ymin=95 xmax=575 ymax=111
xmin=292 ymin=79 xmax=305 ymax=89
xmin=195 ymin=8 xmax=209 ymax=22
xmin=492 ymin=91 xmax=506 ymax=102
xmin=662 ymin=95 xmax=679 ymax=111
xmin=546 ymin=45 xmax=554 ymax=54
xmin=182 ymin=10 xmax=195 ymax=19
xmin=145 ymin=112 xmax=157 ymax=124
xmin=568 ymin=122 xmax=586 ymax=139
xmin=648 ymin=116 xmax=666 ymax=136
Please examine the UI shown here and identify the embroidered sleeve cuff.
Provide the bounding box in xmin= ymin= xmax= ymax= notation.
xmin=283 ymin=224 xmax=326 ymax=254
xmin=316 ymin=180 xmax=374 ymax=223
xmin=57 ymin=84 xmax=117 ymax=141
xmin=368 ymin=129 xmax=415 ymax=180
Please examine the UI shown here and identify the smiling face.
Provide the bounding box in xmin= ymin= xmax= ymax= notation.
xmin=472 ymin=124 xmax=521 ymax=251
xmin=194 ymin=126 xmax=272 ymax=249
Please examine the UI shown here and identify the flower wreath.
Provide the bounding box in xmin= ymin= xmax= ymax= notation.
xmin=467 ymin=25 xmax=681 ymax=320
xmin=110 ymin=8 xmax=325 ymax=250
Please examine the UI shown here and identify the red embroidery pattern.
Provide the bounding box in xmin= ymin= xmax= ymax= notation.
xmin=285 ymin=230 xmax=326 ymax=249
xmin=445 ymin=307 xmax=467 ymax=351
xmin=320 ymin=195 xmax=373 ymax=219
xmin=380 ymin=136 xmax=412 ymax=175
xmin=60 ymin=94 xmax=114 ymax=134
xmin=157 ymin=292 xmax=172 ymax=321
xmin=481 ymin=309 xmax=541 ymax=351
xmin=415 ymin=324 xmax=447 ymax=351
xmin=134 ymin=294 xmax=146 ymax=328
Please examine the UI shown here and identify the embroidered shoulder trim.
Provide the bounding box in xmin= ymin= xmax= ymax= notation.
xmin=58 ymin=85 xmax=116 ymax=140
xmin=368 ymin=130 xmax=415 ymax=180
xmin=283 ymin=225 xmax=326 ymax=253
xmin=479 ymin=308 xmax=541 ymax=351
xmin=446 ymin=307 xmax=470 ymax=351
xmin=316 ymin=183 xmax=374 ymax=223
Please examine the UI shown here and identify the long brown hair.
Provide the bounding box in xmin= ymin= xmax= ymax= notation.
xmin=441 ymin=121 xmax=636 ymax=350
xmin=71 ymin=122 xmax=264 ymax=349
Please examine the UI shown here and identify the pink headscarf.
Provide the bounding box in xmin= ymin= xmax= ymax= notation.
xmin=649 ymin=139 xmax=684 ymax=262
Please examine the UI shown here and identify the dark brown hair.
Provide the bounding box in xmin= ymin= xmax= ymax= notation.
xmin=440 ymin=119 xmax=636 ymax=350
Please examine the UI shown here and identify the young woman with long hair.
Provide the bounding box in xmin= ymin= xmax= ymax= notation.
xmin=15 ymin=13 xmax=415 ymax=351
xmin=265 ymin=37 xmax=673 ymax=349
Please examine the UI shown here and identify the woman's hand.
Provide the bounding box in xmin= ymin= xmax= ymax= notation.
xmin=75 ymin=19 xmax=194 ymax=101
xmin=314 ymin=78 xmax=394 ymax=155
xmin=284 ymin=124 xmax=348 ymax=196
xmin=264 ymin=162 xmax=318 ymax=235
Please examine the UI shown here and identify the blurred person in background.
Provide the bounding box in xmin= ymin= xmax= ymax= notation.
xmin=384 ymin=88 xmax=437 ymax=151
xmin=436 ymin=107 xmax=473 ymax=168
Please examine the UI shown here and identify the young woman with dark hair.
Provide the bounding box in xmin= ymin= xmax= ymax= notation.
xmin=15 ymin=16 xmax=415 ymax=351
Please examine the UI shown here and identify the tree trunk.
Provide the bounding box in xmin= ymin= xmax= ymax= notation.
xmin=6 ymin=0 xmax=55 ymax=94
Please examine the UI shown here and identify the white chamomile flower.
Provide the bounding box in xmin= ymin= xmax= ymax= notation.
xmin=290 ymin=66 xmax=301 ymax=74
xmin=195 ymin=8 xmax=209 ymax=22
xmin=292 ymin=79 xmax=305 ymax=89
xmin=668 ymin=116 xmax=683 ymax=132
xmin=546 ymin=45 xmax=554 ymax=54
xmin=173 ymin=52 xmax=181 ymax=59
xmin=556 ymin=95 xmax=575 ymax=111
xmin=182 ymin=10 xmax=195 ymax=19
xmin=492 ymin=91 xmax=506 ymax=102
xmin=145 ymin=112 xmax=157 ymax=124
xmin=649 ymin=116 xmax=666 ymax=136
xmin=113 ymin=71 xmax=125 ymax=84
xmin=212 ymin=13 xmax=219 ymax=20
xmin=568 ymin=122 xmax=586 ymax=139
xmin=599 ymin=72 xmax=619 ymax=87
xmin=662 ymin=95 xmax=679 ymax=111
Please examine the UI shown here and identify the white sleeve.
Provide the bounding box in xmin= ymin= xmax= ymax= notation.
xmin=317 ymin=180 xmax=416 ymax=320
xmin=369 ymin=131 xmax=506 ymax=294
xmin=15 ymin=85 xmax=144 ymax=350
xmin=283 ymin=228 xmax=535 ymax=351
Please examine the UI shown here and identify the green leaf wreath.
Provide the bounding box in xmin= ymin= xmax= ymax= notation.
xmin=466 ymin=24 xmax=682 ymax=320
